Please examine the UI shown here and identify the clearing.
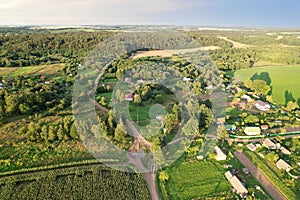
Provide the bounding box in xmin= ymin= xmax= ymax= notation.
xmin=0 ymin=64 xmax=64 ymax=77
xmin=218 ymin=36 xmax=253 ymax=48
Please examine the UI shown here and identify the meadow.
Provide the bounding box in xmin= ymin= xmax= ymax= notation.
xmin=234 ymin=65 xmax=300 ymax=105
xmin=160 ymin=160 xmax=232 ymax=200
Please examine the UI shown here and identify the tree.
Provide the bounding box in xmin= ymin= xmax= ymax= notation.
xmin=99 ymin=97 xmax=106 ymax=106
xmin=182 ymin=117 xmax=199 ymax=136
xmin=134 ymin=94 xmax=142 ymax=105
xmin=159 ymin=171 xmax=169 ymax=182
xmin=114 ymin=120 xmax=128 ymax=148
xmin=286 ymin=101 xmax=299 ymax=112
xmin=244 ymin=115 xmax=259 ymax=125
xmin=244 ymin=79 xmax=253 ymax=89
xmin=252 ymin=80 xmax=270 ymax=96
xmin=70 ymin=123 xmax=78 ymax=139
xmin=108 ymin=110 xmax=114 ymax=130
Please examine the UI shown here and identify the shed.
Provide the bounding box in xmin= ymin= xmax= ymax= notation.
xmin=244 ymin=127 xmax=261 ymax=136
xmin=276 ymin=159 xmax=292 ymax=172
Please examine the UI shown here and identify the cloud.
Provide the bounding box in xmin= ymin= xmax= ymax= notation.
xmin=0 ymin=0 xmax=210 ymax=24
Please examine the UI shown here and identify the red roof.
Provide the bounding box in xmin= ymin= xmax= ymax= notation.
xmin=125 ymin=94 xmax=133 ymax=98
xmin=40 ymin=75 xmax=46 ymax=79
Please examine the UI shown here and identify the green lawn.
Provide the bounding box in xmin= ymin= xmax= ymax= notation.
xmin=160 ymin=160 xmax=232 ymax=200
xmin=234 ymin=65 xmax=300 ymax=105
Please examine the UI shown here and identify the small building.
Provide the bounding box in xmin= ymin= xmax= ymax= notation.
xmin=260 ymin=125 xmax=269 ymax=130
xmin=280 ymin=146 xmax=291 ymax=155
xmin=224 ymin=171 xmax=248 ymax=198
xmin=244 ymin=127 xmax=261 ymax=136
xmin=262 ymin=138 xmax=276 ymax=149
xmin=124 ymin=93 xmax=133 ymax=101
xmin=213 ymin=146 xmax=227 ymax=161
xmin=40 ymin=75 xmax=46 ymax=79
xmin=137 ymin=79 xmax=145 ymax=84
xmin=237 ymin=102 xmax=246 ymax=110
xmin=216 ymin=117 xmax=226 ymax=125
xmin=242 ymin=168 xmax=249 ymax=175
xmin=155 ymin=115 xmax=164 ymax=120
xmin=254 ymin=100 xmax=270 ymax=112
xmin=183 ymin=77 xmax=191 ymax=81
xmin=196 ymin=155 xmax=204 ymax=160
xmin=247 ymin=143 xmax=257 ymax=152
xmin=124 ymin=77 xmax=132 ymax=84
xmin=241 ymin=94 xmax=252 ymax=102
xmin=235 ymin=87 xmax=243 ymax=93
xmin=45 ymin=80 xmax=50 ymax=84
xmin=276 ymin=159 xmax=292 ymax=172
xmin=225 ymin=124 xmax=237 ymax=131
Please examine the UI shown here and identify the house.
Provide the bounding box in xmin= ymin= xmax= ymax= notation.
xmin=262 ymin=138 xmax=276 ymax=149
xmin=216 ymin=117 xmax=226 ymax=125
xmin=40 ymin=75 xmax=46 ymax=79
xmin=225 ymin=124 xmax=236 ymax=131
xmin=183 ymin=77 xmax=191 ymax=81
xmin=213 ymin=146 xmax=227 ymax=161
xmin=244 ymin=127 xmax=261 ymax=136
xmin=254 ymin=100 xmax=270 ymax=111
xmin=45 ymin=80 xmax=50 ymax=84
xmin=124 ymin=93 xmax=133 ymax=101
xmin=124 ymin=77 xmax=132 ymax=84
xmin=137 ymin=79 xmax=145 ymax=84
xmin=237 ymin=102 xmax=246 ymax=110
xmin=196 ymin=155 xmax=204 ymax=160
xmin=225 ymin=171 xmax=248 ymax=198
xmin=260 ymin=125 xmax=269 ymax=130
xmin=247 ymin=143 xmax=257 ymax=151
xmin=280 ymin=146 xmax=291 ymax=155
xmin=155 ymin=115 xmax=164 ymax=120
xmin=241 ymin=94 xmax=252 ymax=102
xmin=276 ymin=159 xmax=292 ymax=172
xmin=235 ymin=87 xmax=243 ymax=93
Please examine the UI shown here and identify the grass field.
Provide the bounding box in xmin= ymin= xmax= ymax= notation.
xmin=0 ymin=64 xmax=64 ymax=77
xmin=160 ymin=160 xmax=232 ymax=200
xmin=234 ymin=65 xmax=300 ymax=105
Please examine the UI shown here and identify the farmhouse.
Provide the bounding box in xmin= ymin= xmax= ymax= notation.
xmin=237 ymin=102 xmax=246 ymax=110
xmin=124 ymin=93 xmax=133 ymax=101
xmin=244 ymin=127 xmax=261 ymax=136
xmin=276 ymin=159 xmax=292 ymax=172
xmin=254 ymin=100 xmax=270 ymax=111
xmin=247 ymin=143 xmax=257 ymax=151
xmin=224 ymin=171 xmax=248 ymax=198
xmin=262 ymin=138 xmax=276 ymax=149
xmin=241 ymin=94 xmax=252 ymax=102
xmin=280 ymin=146 xmax=291 ymax=155
xmin=216 ymin=117 xmax=226 ymax=125
xmin=124 ymin=77 xmax=132 ymax=84
xmin=213 ymin=146 xmax=227 ymax=161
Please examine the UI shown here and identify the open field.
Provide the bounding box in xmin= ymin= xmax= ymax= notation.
xmin=234 ymin=65 xmax=300 ymax=105
xmin=131 ymin=46 xmax=220 ymax=59
xmin=160 ymin=160 xmax=232 ymax=199
xmin=0 ymin=164 xmax=150 ymax=200
xmin=0 ymin=64 xmax=64 ymax=77
xmin=218 ymin=36 xmax=253 ymax=48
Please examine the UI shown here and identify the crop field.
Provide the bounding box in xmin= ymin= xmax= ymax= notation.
xmin=0 ymin=64 xmax=64 ymax=77
xmin=161 ymin=161 xmax=232 ymax=200
xmin=234 ymin=65 xmax=300 ymax=105
xmin=0 ymin=165 xmax=150 ymax=200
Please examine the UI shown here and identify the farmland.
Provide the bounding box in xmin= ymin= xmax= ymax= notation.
xmin=0 ymin=164 xmax=150 ymax=200
xmin=159 ymin=160 xmax=232 ymax=200
xmin=234 ymin=65 xmax=300 ymax=105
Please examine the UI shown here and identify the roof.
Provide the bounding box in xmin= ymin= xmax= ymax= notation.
xmin=224 ymin=171 xmax=248 ymax=196
xmin=276 ymin=159 xmax=292 ymax=171
xmin=254 ymin=100 xmax=270 ymax=111
xmin=124 ymin=93 xmax=133 ymax=98
xmin=213 ymin=146 xmax=227 ymax=161
xmin=260 ymin=125 xmax=269 ymax=130
xmin=225 ymin=124 xmax=236 ymax=130
xmin=216 ymin=117 xmax=226 ymax=124
xmin=280 ymin=146 xmax=291 ymax=155
xmin=262 ymin=138 xmax=276 ymax=149
xmin=244 ymin=127 xmax=261 ymax=135
xmin=247 ymin=143 xmax=257 ymax=151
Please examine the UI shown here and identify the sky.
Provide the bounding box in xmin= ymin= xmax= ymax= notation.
xmin=0 ymin=0 xmax=299 ymax=27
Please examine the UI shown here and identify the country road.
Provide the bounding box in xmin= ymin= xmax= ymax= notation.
xmin=234 ymin=151 xmax=287 ymax=200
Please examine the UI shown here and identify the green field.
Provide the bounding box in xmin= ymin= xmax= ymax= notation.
xmin=234 ymin=65 xmax=300 ymax=105
xmin=0 ymin=64 xmax=64 ymax=77
xmin=0 ymin=165 xmax=150 ymax=200
xmin=160 ymin=160 xmax=232 ymax=200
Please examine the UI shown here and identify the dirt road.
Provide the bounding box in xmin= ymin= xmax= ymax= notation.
xmin=234 ymin=151 xmax=287 ymax=200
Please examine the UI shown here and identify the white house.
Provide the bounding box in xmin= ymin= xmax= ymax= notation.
xmin=241 ymin=94 xmax=252 ymax=102
xmin=213 ymin=146 xmax=227 ymax=161
xmin=262 ymin=138 xmax=276 ymax=149
xmin=254 ymin=100 xmax=270 ymax=111
xmin=276 ymin=159 xmax=292 ymax=172
xmin=244 ymin=127 xmax=261 ymax=136
xmin=225 ymin=171 xmax=248 ymax=198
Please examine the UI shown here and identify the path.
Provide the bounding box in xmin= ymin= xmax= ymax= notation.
xmin=234 ymin=151 xmax=287 ymax=200
xmin=218 ymin=36 xmax=253 ymax=48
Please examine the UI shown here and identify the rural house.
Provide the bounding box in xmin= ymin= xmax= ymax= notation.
xmin=213 ymin=146 xmax=227 ymax=161
xmin=124 ymin=93 xmax=133 ymax=101
xmin=276 ymin=159 xmax=292 ymax=172
xmin=254 ymin=100 xmax=270 ymax=111
xmin=262 ymin=138 xmax=276 ymax=149
xmin=244 ymin=127 xmax=261 ymax=136
xmin=224 ymin=171 xmax=248 ymax=198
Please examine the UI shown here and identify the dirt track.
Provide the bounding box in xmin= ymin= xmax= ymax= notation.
xmin=234 ymin=151 xmax=287 ymax=200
